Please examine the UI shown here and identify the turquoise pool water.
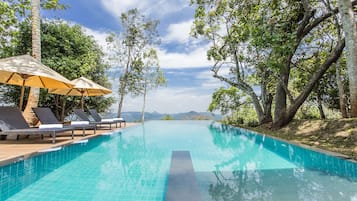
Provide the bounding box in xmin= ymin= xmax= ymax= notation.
xmin=0 ymin=121 xmax=356 ymax=201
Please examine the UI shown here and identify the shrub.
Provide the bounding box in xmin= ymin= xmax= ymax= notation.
xmin=161 ymin=115 xmax=174 ymax=120
xmin=246 ymin=120 xmax=259 ymax=127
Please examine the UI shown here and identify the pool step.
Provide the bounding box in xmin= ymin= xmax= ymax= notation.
xmin=165 ymin=151 xmax=201 ymax=201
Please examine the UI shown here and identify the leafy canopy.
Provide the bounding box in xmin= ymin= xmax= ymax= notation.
xmin=2 ymin=20 xmax=113 ymax=119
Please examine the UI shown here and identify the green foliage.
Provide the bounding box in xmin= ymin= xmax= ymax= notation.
xmin=135 ymin=48 xmax=167 ymax=96
xmin=208 ymin=87 xmax=245 ymax=115
xmin=246 ymin=119 xmax=259 ymax=127
xmin=2 ymin=20 xmax=113 ymax=120
xmin=296 ymin=105 xmax=321 ymax=120
xmin=0 ymin=0 xmax=66 ymax=57
xmin=226 ymin=104 xmax=259 ymax=126
xmin=208 ymin=87 xmax=259 ymax=126
xmin=295 ymin=103 xmax=341 ymax=120
xmin=214 ymin=94 xmax=259 ymax=127
xmin=161 ymin=115 xmax=174 ymax=120
xmin=209 ymin=86 xmax=261 ymax=126
xmin=192 ymin=0 xmax=347 ymax=127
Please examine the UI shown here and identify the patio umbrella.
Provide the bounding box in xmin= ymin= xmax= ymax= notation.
xmin=48 ymin=76 xmax=112 ymax=109
xmin=0 ymin=55 xmax=74 ymax=109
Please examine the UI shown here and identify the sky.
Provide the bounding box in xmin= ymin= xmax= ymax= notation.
xmin=43 ymin=0 xmax=224 ymax=114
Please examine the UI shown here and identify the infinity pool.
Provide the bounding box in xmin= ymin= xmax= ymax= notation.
xmin=0 ymin=121 xmax=356 ymax=201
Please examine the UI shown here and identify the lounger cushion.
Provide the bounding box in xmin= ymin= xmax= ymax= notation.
xmin=112 ymin=118 xmax=125 ymax=121
xmin=71 ymin=121 xmax=90 ymax=125
xmin=101 ymin=119 xmax=114 ymax=123
xmin=39 ymin=124 xmax=63 ymax=129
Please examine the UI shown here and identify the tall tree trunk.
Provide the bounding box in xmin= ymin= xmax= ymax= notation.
xmin=338 ymin=0 xmax=357 ymax=117
xmin=117 ymin=82 xmax=126 ymax=118
xmin=23 ymin=0 xmax=41 ymax=125
xmin=141 ymin=86 xmax=147 ymax=123
xmin=273 ymin=69 xmax=289 ymax=128
xmin=117 ymin=48 xmax=131 ymax=118
xmin=332 ymin=3 xmax=349 ymax=118
xmin=316 ymin=88 xmax=326 ymax=119
xmin=117 ymin=70 xmax=129 ymax=118
xmin=261 ymin=69 xmax=273 ymax=124
xmin=336 ymin=60 xmax=348 ymax=118
xmin=55 ymin=94 xmax=60 ymax=119
xmin=60 ymin=98 xmax=66 ymax=122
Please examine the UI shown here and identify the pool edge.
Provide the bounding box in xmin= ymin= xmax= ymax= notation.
xmin=234 ymin=124 xmax=357 ymax=163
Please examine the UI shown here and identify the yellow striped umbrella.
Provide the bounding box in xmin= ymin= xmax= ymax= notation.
xmin=0 ymin=55 xmax=74 ymax=109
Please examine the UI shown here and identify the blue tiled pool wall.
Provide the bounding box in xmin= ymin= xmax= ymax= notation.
xmin=256 ymin=133 xmax=357 ymax=180
xmin=209 ymin=123 xmax=357 ymax=181
xmin=0 ymin=135 xmax=114 ymax=200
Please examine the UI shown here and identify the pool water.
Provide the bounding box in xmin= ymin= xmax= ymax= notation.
xmin=1 ymin=121 xmax=356 ymax=201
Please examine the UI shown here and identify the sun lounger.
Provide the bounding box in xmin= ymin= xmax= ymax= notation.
xmin=73 ymin=109 xmax=113 ymax=130
xmin=88 ymin=109 xmax=126 ymax=128
xmin=32 ymin=107 xmax=96 ymax=136
xmin=0 ymin=106 xmax=74 ymax=143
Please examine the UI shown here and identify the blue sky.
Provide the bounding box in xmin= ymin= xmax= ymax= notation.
xmin=43 ymin=0 xmax=224 ymax=113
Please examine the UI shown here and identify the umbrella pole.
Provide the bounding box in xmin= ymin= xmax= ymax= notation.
xmin=19 ymin=83 xmax=25 ymax=110
xmin=81 ymin=95 xmax=84 ymax=110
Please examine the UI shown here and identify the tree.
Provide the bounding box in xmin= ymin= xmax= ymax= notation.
xmin=22 ymin=0 xmax=41 ymax=124
xmin=0 ymin=1 xmax=23 ymax=57
xmin=325 ymin=0 xmax=349 ymax=118
xmin=208 ymin=87 xmax=245 ymax=116
xmin=191 ymin=0 xmax=275 ymax=125
xmin=4 ymin=20 xmax=113 ymax=121
xmin=268 ymin=0 xmax=351 ymax=127
xmin=0 ymin=0 xmax=65 ymax=124
xmin=138 ymin=49 xmax=166 ymax=122
xmin=191 ymin=0 xmax=346 ymax=128
xmin=162 ymin=115 xmax=174 ymax=120
xmin=291 ymin=57 xmax=340 ymax=119
xmin=0 ymin=0 xmax=65 ymax=57
xmin=338 ymin=0 xmax=357 ymax=117
xmin=106 ymin=8 xmax=160 ymax=118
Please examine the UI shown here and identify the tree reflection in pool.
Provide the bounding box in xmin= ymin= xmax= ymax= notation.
xmin=197 ymin=123 xmax=357 ymax=201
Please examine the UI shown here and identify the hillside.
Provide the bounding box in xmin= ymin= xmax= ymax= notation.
xmin=119 ymin=111 xmax=222 ymax=122
xmin=246 ymin=119 xmax=357 ymax=160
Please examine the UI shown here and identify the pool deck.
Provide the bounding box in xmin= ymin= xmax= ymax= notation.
xmin=0 ymin=122 xmax=138 ymax=166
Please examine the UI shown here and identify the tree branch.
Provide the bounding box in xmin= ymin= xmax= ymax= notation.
xmin=212 ymin=70 xmax=265 ymax=120
xmin=290 ymin=39 xmax=345 ymax=117
xmin=302 ymin=0 xmax=357 ymax=37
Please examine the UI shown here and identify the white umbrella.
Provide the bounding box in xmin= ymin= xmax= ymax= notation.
xmin=49 ymin=76 xmax=112 ymax=109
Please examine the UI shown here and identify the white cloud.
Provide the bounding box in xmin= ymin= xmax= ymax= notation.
xmin=163 ymin=19 xmax=194 ymax=44
xmin=157 ymin=44 xmax=213 ymax=68
xmin=195 ymin=70 xmax=220 ymax=88
xmin=80 ymin=24 xmax=222 ymax=114
xmin=100 ymin=0 xmax=189 ymax=18
xmin=83 ymin=27 xmax=109 ymax=52
xmin=108 ymin=69 xmax=227 ymax=114
xmin=81 ymin=24 xmax=213 ymax=69
xmin=100 ymin=0 xmax=143 ymax=17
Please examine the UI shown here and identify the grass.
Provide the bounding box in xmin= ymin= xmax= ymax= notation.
xmin=237 ymin=118 xmax=357 ymax=160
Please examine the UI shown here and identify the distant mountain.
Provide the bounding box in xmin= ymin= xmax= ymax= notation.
xmin=116 ymin=111 xmax=222 ymax=122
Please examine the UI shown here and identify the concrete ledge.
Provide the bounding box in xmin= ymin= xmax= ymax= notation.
xmin=165 ymin=151 xmax=201 ymax=201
